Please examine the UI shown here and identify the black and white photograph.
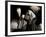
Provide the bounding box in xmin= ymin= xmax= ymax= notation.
xmin=11 ymin=5 xmax=42 ymax=32
xmin=5 ymin=1 xmax=45 ymax=36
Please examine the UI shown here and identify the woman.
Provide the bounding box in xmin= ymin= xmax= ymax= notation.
xmin=24 ymin=9 xmax=36 ymax=31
